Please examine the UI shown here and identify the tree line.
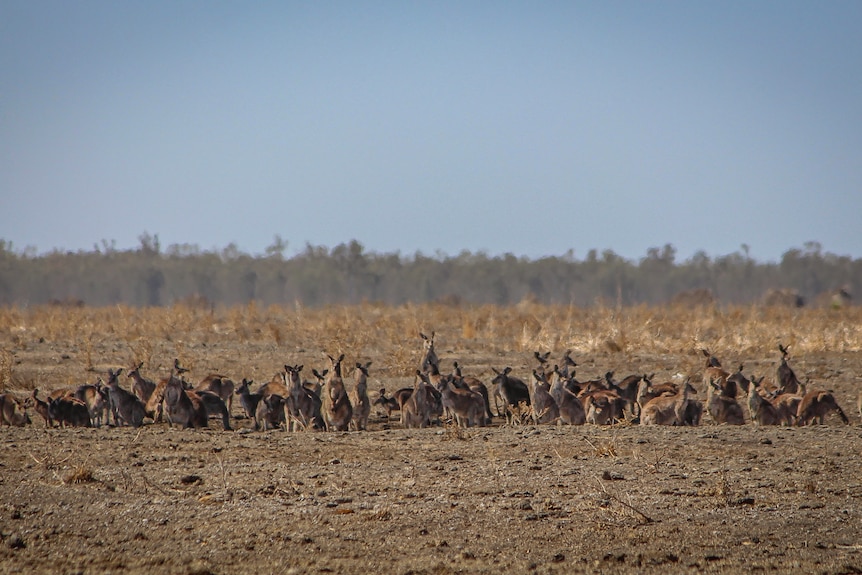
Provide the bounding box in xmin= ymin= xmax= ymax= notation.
xmin=0 ymin=235 xmax=857 ymax=308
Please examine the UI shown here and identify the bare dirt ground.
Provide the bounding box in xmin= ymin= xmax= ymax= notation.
xmin=2 ymin=307 xmax=862 ymax=574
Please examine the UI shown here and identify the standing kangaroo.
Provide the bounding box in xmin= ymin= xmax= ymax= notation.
xmin=27 ymin=389 xmax=54 ymax=427
xmin=420 ymin=332 xmax=439 ymax=374
xmin=747 ymin=376 xmax=784 ymax=426
xmin=351 ymin=362 xmax=372 ymax=431
xmin=106 ymin=368 xmax=146 ymax=428
xmin=74 ymin=381 xmax=110 ymax=427
xmin=528 ymin=370 xmax=559 ymax=425
xmin=323 ymin=354 xmax=352 ymax=431
xmin=776 ymin=344 xmax=802 ymax=394
xmin=194 ymin=373 xmax=235 ymax=416
xmin=164 ymin=373 xmax=207 ymax=429
xmin=283 ymin=365 xmax=323 ymax=431
xmin=127 ymin=362 xmax=157 ymax=405
xmin=235 ymin=378 xmax=263 ymax=420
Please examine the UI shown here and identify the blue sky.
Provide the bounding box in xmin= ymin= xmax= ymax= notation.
xmin=2 ymin=1 xmax=861 ymax=262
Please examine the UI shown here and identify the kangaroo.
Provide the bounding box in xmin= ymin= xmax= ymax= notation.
xmin=373 ymin=388 xmax=401 ymax=420
xmin=351 ymin=362 xmax=372 ymax=431
xmin=420 ymin=332 xmax=439 ymax=374
xmin=127 ymin=362 xmax=157 ymax=405
xmin=580 ymin=387 xmax=626 ymax=425
xmin=771 ymin=380 xmax=805 ymax=426
xmin=193 ymin=390 xmax=232 ymax=430
xmin=324 ymin=358 xmax=353 ymax=431
xmin=797 ymin=390 xmax=849 ymax=425
xmin=283 ymin=364 xmax=323 ymax=431
xmin=452 ymin=361 xmax=493 ymax=424
xmin=776 ymin=344 xmax=802 ymax=394
xmin=257 ymin=372 xmax=289 ymax=398
xmin=726 ymin=365 xmax=752 ymax=396
xmin=707 ymin=378 xmax=745 ymax=425
xmin=235 ymin=378 xmax=263 ymax=420
xmin=425 ymin=372 xmax=485 ymax=428
xmin=605 ymin=371 xmax=642 ymax=418
xmin=402 ymin=371 xmax=434 ymax=428
xmin=26 ymin=389 xmax=54 ymax=427
xmin=73 ymin=382 xmax=110 ymax=427
xmin=195 ymin=373 xmax=235 ymax=415
xmin=106 ymin=368 xmax=146 ymax=428
xmin=48 ymin=395 xmax=91 ymax=427
xmin=305 ymin=368 xmax=329 ymax=396
xmin=255 ymin=393 xmax=286 ymax=431
xmin=46 ymin=389 xmax=74 ymax=402
xmin=701 ymin=349 xmax=731 ymax=416
xmin=528 ymin=370 xmax=559 ymax=425
xmin=641 ymin=380 xmax=695 ymax=426
xmin=490 ymin=367 xmax=531 ymax=422
xmin=144 ymin=377 xmax=170 ymax=423
xmin=164 ymin=373 xmax=207 ymax=429
xmin=0 ymin=394 xmax=30 ymax=426
xmin=548 ymin=368 xmax=585 ymax=425
xmin=747 ymin=376 xmax=783 ymax=426
xmin=583 ymin=392 xmax=615 ymax=425
xmin=635 ymin=376 xmax=676 ymax=417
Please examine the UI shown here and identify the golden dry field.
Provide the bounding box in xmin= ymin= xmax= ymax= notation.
xmin=2 ymin=302 xmax=862 ymax=574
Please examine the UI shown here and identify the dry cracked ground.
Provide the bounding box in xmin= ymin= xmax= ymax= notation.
xmin=2 ymin=347 xmax=862 ymax=574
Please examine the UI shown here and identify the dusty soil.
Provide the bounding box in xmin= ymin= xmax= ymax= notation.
xmin=2 ymin=342 xmax=862 ymax=574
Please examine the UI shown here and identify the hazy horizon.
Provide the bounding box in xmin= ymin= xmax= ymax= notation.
xmin=3 ymin=2 xmax=861 ymax=264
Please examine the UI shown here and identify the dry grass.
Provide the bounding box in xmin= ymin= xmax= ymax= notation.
xmin=1 ymin=302 xmax=860 ymax=393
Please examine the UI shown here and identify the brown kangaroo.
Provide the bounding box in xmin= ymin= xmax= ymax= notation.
xmin=127 ymin=362 xmax=157 ymax=405
xmin=423 ymin=372 xmax=485 ymax=428
xmin=73 ymin=381 xmax=110 ymax=427
xmin=747 ymin=376 xmax=784 ymax=426
xmin=707 ymin=378 xmax=745 ymax=425
xmin=528 ymin=370 xmax=559 ymax=425
xmin=351 ymin=362 xmax=372 ymax=431
xmin=452 ymin=362 xmax=493 ymax=425
xmin=194 ymin=373 xmax=235 ymax=416
xmin=0 ymin=394 xmax=30 ymax=426
xmin=373 ymin=388 xmax=401 ymax=420
xmin=235 ymin=378 xmax=263 ymax=420
xmin=164 ymin=373 xmax=207 ymax=429
xmin=490 ymin=367 xmax=531 ymax=423
xmin=776 ymin=344 xmax=802 ymax=394
xmin=402 ymin=371 xmax=434 ymax=429
xmin=48 ymin=395 xmax=91 ymax=427
xmin=283 ymin=365 xmax=323 ymax=431
xmin=420 ymin=332 xmax=439 ymax=374
xmin=26 ymin=389 xmax=54 ymax=427
xmin=323 ymin=354 xmax=352 ymax=431
xmin=797 ymin=390 xmax=849 ymax=425
xmin=548 ymin=368 xmax=585 ymax=425
xmin=255 ymin=393 xmax=286 ymax=431
xmin=641 ymin=380 xmax=696 ymax=426
xmin=106 ymin=368 xmax=146 ymax=428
